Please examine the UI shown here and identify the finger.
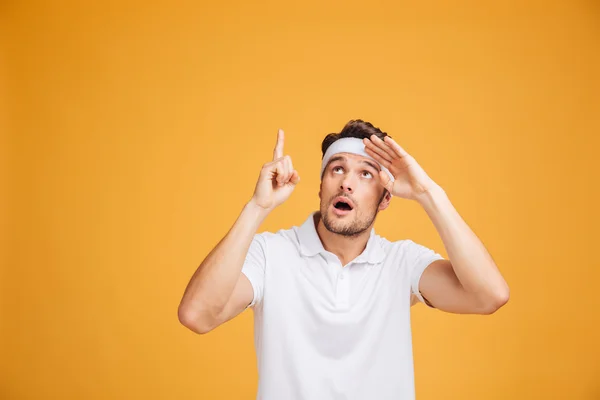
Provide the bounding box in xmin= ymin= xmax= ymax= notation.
xmin=274 ymin=157 xmax=291 ymax=187
xmin=263 ymin=157 xmax=283 ymax=185
xmin=364 ymin=145 xmax=392 ymax=169
xmin=272 ymin=160 xmax=287 ymax=186
xmin=289 ymin=170 xmax=300 ymax=185
xmin=281 ymin=156 xmax=293 ymax=185
xmin=365 ymin=135 xmax=396 ymax=161
xmin=273 ymin=129 xmax=284 ymax=161
xmin=285 ymin=156 xmax=294 ymax=182
xmin=363 ymin=139 xmax=393 ymax=164
xmin=383 ymin=136 xmax=409 ymax=158
xmin=379 ymin=170 xmax=394 ymax=192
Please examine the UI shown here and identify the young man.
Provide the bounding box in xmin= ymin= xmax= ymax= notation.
xmin=178 ymin=120 xmax=509 ymax=399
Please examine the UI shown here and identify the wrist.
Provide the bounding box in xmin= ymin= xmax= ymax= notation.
xmin=415 ymin=183 xmax=446 ymax=208
xmin=246 ymin=198 xmax=272 ymax=220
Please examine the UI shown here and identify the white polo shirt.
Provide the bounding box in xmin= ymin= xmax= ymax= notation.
xmin=241 ymin=211 xmax=445 ymax=400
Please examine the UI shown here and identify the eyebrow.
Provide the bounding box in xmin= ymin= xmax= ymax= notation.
xmin=326 ymin=155 xmax=381 ymax=173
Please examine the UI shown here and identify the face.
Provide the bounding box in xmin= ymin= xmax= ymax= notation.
xmin=319 ymin=152 xmax=391 ymax=237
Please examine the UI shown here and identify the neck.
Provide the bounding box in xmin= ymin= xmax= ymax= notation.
xmin=314 ymin=211 xmax=371 ymax=267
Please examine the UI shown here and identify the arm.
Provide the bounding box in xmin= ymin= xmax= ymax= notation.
xmin=415 ymin=185 xmax=510 ymax=314
xmin=177 ymin=200 xmax=269 ymax=334
xmin=178 ymin=129 xmax=300 ymax=334
xmin=362 ymin=134 xmax=509 ymax=315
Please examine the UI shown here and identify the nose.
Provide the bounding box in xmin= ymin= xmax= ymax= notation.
xmin=340 ymin=175 xmax=355 ymax=193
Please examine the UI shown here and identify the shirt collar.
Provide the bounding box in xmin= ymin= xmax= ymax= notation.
xmin=297 ymin=211 xmax=385 ymax=264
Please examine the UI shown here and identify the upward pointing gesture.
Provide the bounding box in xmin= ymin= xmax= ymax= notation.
xmin=251 ymin=129 xmax=301 ymax=211
xmin=273 ymin=128 xmax=285 ymax=161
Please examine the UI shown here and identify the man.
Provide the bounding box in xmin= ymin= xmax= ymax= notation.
xmin=178 ymin=119 xmax=509 ymax=399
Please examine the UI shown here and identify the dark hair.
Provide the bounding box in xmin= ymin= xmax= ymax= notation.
xmin=321 ymin=119 xmax=391 ymax=201
xmin=321 ymin=119 xmax=391 ymax=157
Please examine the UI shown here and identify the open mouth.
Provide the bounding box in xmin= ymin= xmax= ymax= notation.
xmin=333 ymin=198 xmax=354 ymax=212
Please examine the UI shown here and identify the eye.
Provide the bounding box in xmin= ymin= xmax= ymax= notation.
xmin=362 ymin=170 xmax=373 ymax=179
xmin=333 ymin=166 xmax=344 ymax=174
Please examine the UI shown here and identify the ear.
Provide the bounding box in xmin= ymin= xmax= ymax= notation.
xmin=378 ymin=190 xmax=392 ymax=211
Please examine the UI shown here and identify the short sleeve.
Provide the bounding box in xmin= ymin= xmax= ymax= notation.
xmin=405 ymin=240 xmax=445 ymax=306
xmin=241 ymin=233 xmax=267 ymax=309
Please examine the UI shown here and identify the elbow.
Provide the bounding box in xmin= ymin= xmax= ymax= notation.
xmin=481 ymin=285 xmax=510 ymax=315
xmin=178 ymin=304 xmax=214 ymax=335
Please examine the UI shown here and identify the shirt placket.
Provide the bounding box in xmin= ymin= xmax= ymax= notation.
xmin=336 ymin=267 xmax=351 ymax=310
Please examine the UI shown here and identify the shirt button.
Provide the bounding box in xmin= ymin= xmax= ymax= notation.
xmin=339 ymin=274 xmax=345 ymax=280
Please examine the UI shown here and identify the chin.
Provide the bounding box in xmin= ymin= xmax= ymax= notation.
xmin=322 ymin=208 xmax=358 ymax=234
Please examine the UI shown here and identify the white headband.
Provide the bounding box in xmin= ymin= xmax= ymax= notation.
xmin=320 ymin=137 xmax=395 ymax=183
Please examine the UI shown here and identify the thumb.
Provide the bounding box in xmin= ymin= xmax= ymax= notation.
xmin=379 ymin=170 xmax=394 ymax=192
xmin=288 ymin=170 xmax=300 ymax=185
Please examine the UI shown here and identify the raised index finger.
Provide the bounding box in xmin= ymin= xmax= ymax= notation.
xmin=273 ymin=128 xmax=284 ymax=161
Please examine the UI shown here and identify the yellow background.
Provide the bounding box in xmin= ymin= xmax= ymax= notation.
xmin=2 ymin=1 xmax=599 ymax=399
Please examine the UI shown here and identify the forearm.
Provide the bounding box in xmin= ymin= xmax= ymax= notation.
xmin=178 ymin=199 xmax=270 ymax=323
xmin=416 ymin=185 xmax=509 ymax=302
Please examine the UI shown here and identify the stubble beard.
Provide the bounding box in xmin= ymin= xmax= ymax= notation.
xmin=320 ymin=201 xmax=378 ymax=237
